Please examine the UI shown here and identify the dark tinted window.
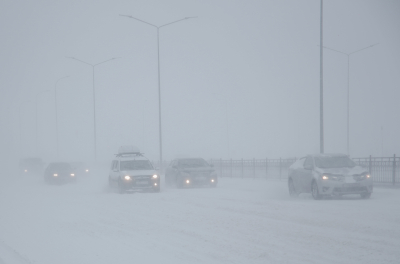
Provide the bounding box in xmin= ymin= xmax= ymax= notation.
xmin=120 ymin=160 xmax=153 ymax=170
xmin=49 ymin=163 xmax=71 ymax=170
xmin=304 ymin=157 xmax=314 ymax=168
xmin=314 ymin=156 xmax=356 ymax=168
xmin=178 ymin=159 xmax=209 ymax=168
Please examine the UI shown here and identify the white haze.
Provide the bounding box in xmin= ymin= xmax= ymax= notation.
xmin=1 ymin=0 xmax=399 ymax=165
xmin=0 ymin=1 xmax=400 ymax=263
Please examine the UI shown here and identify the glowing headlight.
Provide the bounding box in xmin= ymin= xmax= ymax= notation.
xmin=186 ymin=180 xmax=190 ymax=184
xmin=322 ymin=175 xmax=329 ymax=180
xmin=53 ymin=174 xmax=58 ymax=177
xmin=70 ymin=173 xmax=75 ymax=177
xmin=152 ymin=174 xmax=158 ymax=179
xmin=124 ymin=175 xmax=131 ymax=180
xmin=366 ymin=174 xmax=371 ymax=178
xmin=211 ymin=179 xmax=215 ymax=183
xmin=85 ymin=169 xmax=89 ymax=172
xmin=154 ymin=183 xmax=158 ymax=186
xmin=24 ymin=170 xmax=28 ymax=172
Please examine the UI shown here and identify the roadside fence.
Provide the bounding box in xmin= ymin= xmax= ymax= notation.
xmin=208 ymin=158 xmax=296 ymax=180
xmin=155 ymin=155 xmax=399 ymax=185
xmin=353 ymin=155 xmax=399 ymax=185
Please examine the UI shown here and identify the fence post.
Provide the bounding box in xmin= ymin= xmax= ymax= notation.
xmin=393 ymin=154 xmax=396 ymax=185
xmin=369 ymin=155 xmax=372 ymax=175
xmin=279 ymin=158 xmax=282 ymax=180
xmin=266 ymin=158 xmax=268 ymax=180
xmin=241 ymin=158 xmax=244 ymax=178
xmin=253 ymin=158 xmax=256 ymax=179
xmin=220 ymin=158 xmax=222 ymax=177
xmin=230 ymin=158 xmax=233 ymax=178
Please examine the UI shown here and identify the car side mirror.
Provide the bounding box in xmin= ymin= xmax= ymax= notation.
xmin=304 ymin=164 xmax=313 ymax=170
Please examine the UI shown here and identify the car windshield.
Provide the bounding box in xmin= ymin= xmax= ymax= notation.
xmin=120 ymin=160 xmax=153 ymax=170
xmin=314 ymin=156 xmax=356 ymax=168
xmin=178 ymin=159 xmax=209 ymax=168
xmin=49 ymin=163 xmax=71 ymax=170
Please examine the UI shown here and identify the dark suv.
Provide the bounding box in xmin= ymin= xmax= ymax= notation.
xmin=165 ymin=158 xmax=218 ymax=188
xmin=44 ymin=162 xmax=77 ymax=184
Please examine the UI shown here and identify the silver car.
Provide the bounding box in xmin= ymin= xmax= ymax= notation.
xmin=288 ymin=154 xmax=373 ymax=199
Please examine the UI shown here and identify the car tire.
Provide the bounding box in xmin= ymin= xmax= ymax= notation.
xmin=288 ymin=179 xmax=298 ymax=198
xmin=311 ymin=180 xmax=322 ymax=200
xmin=360 ymin=192 xmax=371 ymax=199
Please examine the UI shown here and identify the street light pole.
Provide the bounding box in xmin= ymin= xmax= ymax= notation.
xmin=320 ymin=0 xmax=324 ymax=154
xmin=55 ymin=76 xmax=70 ymax=158
xmin=322 ymin=43 xmax=378 ymax=155
xmin=120 ymin=14 xmax=196 ymax=171
xmin=67 ymin=57 xmax=119 ymax=161
xmin=36 ymin=90 xmax=49 ymax=155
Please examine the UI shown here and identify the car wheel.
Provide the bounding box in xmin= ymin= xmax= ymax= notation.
xmin=288 ymin=179 xmax=298 ymax=198
xmin=311 ymin=180 xmax=321 ymax=200
xmin=360 ymin=192 xmax=371 ymax=199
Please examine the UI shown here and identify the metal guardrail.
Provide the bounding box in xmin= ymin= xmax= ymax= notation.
xmin=208 ymin=155 xmax=399 ymax=185
xmin=353 ymin=155 xmax=399 ymax=185
xmin=209 ymin=158 xmax=296 ymax=179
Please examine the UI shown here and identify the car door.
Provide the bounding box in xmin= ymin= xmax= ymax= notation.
xmin=110 ymin=160 xmax=120 ymax=181
xmin=301 ymin=156 xmax=314 ymax=192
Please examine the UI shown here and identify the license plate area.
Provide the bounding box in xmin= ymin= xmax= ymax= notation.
xmin=136 ymin=180 xmax=149 ymax=185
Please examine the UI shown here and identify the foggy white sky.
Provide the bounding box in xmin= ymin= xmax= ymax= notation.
xmin=0 ymin=0 xmax=399 ymax=164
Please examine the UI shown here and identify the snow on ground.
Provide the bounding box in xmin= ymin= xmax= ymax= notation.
xmin=0 ymin=171 xmax=399 ymax=264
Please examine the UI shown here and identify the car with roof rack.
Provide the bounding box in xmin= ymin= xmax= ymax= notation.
xmin=108 ymin=146 xmax=160 ymax=193
xmin=288 ymin=153 xmax=373 ymax=199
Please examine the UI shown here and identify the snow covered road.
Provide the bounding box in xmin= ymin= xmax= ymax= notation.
xmin=1 ymin=173 xmax=399 ymax=264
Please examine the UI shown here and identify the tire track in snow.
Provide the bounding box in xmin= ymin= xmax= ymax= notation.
xmin=0 ymin=241 xmax=32 ymax=264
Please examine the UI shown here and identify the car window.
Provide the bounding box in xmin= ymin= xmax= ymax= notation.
xmin=314 ymin=156 xmax=356 ymax=168
xmin=290 ymin=157 xmax=306 ymax=169
xmin=112 ymin=161 xmax=119 ymax=171
xmin=178 ymin=159 xmax=209 ymax=168
xmin=120 ymin=160 xmax=153 ymax=170
xmin=304 ymin=157 xmax=314 ymax=168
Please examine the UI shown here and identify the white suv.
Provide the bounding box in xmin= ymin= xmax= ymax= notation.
xmin=108 ymin=146 xmax=160 ymax=193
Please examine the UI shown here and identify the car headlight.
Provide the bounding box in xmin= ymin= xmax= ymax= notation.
xmin=152 ymin=174 xmax=158 ymax=179
xmin=211 ymin=179 xmax=215 ymax=183
xmin=186 ymin=179 xmax=190 ymax=184
xmin=322 ymin=175 xmax=329 ymax=180
xmin=53 ymin=173 xmax=58 ymax=177
xmin=124 ymin=175 xmax=131 ymax=180
xmin=70 ymin=173 xmax=75 ymax=177
xmin=85 ymin=169 xmax=89 ymax=172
